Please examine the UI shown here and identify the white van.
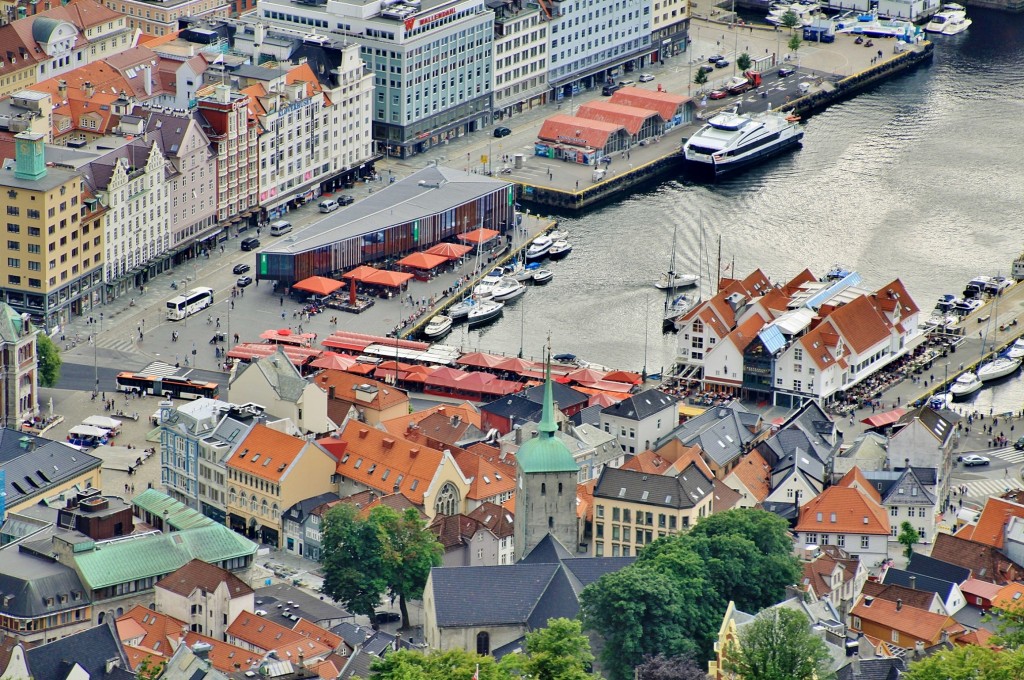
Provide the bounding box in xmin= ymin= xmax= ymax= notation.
xmin=319 ymin=199 xmax=339 ymax=213
xmin=269 ymin=220 xmax=293 ymax=236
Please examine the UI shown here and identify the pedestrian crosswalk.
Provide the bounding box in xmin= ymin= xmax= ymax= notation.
xmin=961 ymin=477 xmax=1024 ymax=500
xmin=139 ymin=361 xmax=180 ymax=377
xmin=986 ymin=445 xmax=1024 ymax=464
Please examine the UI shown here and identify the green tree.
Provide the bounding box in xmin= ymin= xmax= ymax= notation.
xmin=320 ymin=503 xmax=389 ymax=625
xmin=499 ymin=618 xmax=593 ymax=680
xmin=781 ymin=10 xmax=800 ymax=32
xmin=369 ymin=648 xmax=508 ymax=680
xmin=788 ymin=34 xmax=803 ymax=58
xmin=898 ymin=521 xmax=920 ymax=558
xmin=724 ymin=607 xmax=834 ymax=680
xmin=371 ymin=506 xmax=443 ymax=629
xmin=990 ymin=598 xmax=1024 ymax=648
xmin=37 ymin=334 xmax=62 ymax=388
xmin=736 ymin=52 xmax=753 ymax=72
xmin=635 ymin=654 xmax=707 ymax=680
xmin=580 ymin=566 xmax=698 ymax=680
xmin=694 ymin=67 xmax=708 ymax=89
xmin=904 ymin=645 xmax=1024 ymax=680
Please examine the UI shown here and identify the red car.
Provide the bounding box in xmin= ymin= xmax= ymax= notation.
xmin=708 ymin=89 xmax=729 ymax=100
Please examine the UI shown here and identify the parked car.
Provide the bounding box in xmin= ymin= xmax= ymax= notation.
xmin=319 ymin=199 xmax=339 ymax=213
xmin=337 ymin=194 xmax=355 ymax=206
xmin=236 ymin=276 xmax=253 ymax=288
xmin=778 ymin=66 xmax=796 ymax=77
xmin=617 ymin=79 xmax=636 ymax=88
xmin=493 ymin=126 xmax=512 ymax=138
xmin=708 ymin=89 xmax=730 ymax=100
xmin=961 ymin=454 xmax=991 ymax=467
xmin=232 ymin=263 xmax=251 ymax=275
xmin=715 ymin=59 xmax=730 ymax=69
xmin=375 ymin=611 xmax=401 ymax=623
xmin=240 ymin=237 xmax=260 ymax=251
xmin=638 ymin=73 xmax=655 ymax=82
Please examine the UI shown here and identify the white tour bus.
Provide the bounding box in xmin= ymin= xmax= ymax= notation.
xmin=166 ymin=286 xmax=215 ymax=320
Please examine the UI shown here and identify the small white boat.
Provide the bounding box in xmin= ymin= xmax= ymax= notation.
xmin=526 ymin=236 xmax=553 ymax=261
xmin=548 ymin=229 xmax=570 ymax=241
xmin=511 ymin=265 xmax=535 ymax=283
xmin=954 ymin=298 xmax=982 ymax=315
xmin=532 ymin=268 xmax=554 ymax=285
xmin=468 ymin=299 xmax=504 ymax=326
xmin=978 ymin=357 xmax=1022 ymax=382
xmin=656 ymin=272 xmax=699 ymax=290
xmin=423 ymin=315 xmax=453 ymax=339
xmin=942 ymin=13 xmax=971 ymax=35
xmin=548 ymin=240 xmax=572 ymax=260
xmin=948 ymin=372 xmax=982 ymax=398
xmin=1007 ymin=338 xmax=1024 ymax=359
xmin=491 ymin=277 xmax=527 ymax=302
xmin=474 ymin=268 xmax=505 ymax=297
xmin=449 ymin=297 xmax=476 ymax=321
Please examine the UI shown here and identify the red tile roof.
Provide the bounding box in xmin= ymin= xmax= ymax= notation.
xmin=451 ymin=449 xmax=516 ymax=501
xmin=575 ymin=100 xmax=662 ymax=135
xmin=609 ymin=87 xmax=689 ymax=121
xmin=537 ymin=114 xmax=627 ymax=149
xmin=116 ymin=606 xmax=185 ymax=658
xmin=467 ymin=501 xmax=514 ymax=539
xmin=182 ymin=632 xmax=260 ymax=673
xmin=795 ymin=486 xmax=889 ymax=535
xmin=621 ymin=450 xmax=674 ymax=474
xmin=836 ymin=466 xmax=882 ymax=504
xmin=968 ymin=497 xmax=1024 ymax=549
xmin=727 ymin=450 xmax=771 ymax=502
xmin=315 ymin=370 xmax=409 ymax=412
xmin=292 ymin=618 xmax=342 ymax=650
xmin=227 ymin=424 xmax=310 ymax=482
xmin=991 ymin=582 xmax=1024 ymax=610
xmin=851 ymin=596 xmax=954 ymax=644
xmin=227 ymin=611 xmax=332 ymax=660
xmin=155 ymin=559 xmax=254 ymax=599
xmin=725 ymin=314 xmax=767 ymax=353
xmin=827 ymin=294 xmax=895 ymax=356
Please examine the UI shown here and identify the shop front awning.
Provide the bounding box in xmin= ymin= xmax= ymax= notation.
xmin=861 ymin=408 xmax=907 ymax=428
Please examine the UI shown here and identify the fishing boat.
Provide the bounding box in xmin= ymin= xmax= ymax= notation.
xmin=1007 ymin=338 xmax=1024 ymax=359
xmin=491 ymin=277 xmax=527 ymax=302
xmin=948 ymin=371 xmax=982 ymax=398
xmin=548 ymin=240 xmax=573 ymax=260
xmin=468 ymin=299 xmax=504 ymax=327
xmin=526 ymin=236 xmax=554 ymax=261
xmin=423 ymin=315 xmax=453 ymax=339
xmin=978 ymin=356 xmax=1022 ymax=382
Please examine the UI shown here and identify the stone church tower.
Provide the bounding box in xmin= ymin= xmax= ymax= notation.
xmin=513 ymin=361 xmax=579 ymax=560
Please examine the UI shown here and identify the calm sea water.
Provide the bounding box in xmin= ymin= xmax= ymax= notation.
xmin=454 ymin=10 xmax=1024 ymax=407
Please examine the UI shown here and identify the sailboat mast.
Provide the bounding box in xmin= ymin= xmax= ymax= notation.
xmin=715 ymin=234 xmax=722 ymax=294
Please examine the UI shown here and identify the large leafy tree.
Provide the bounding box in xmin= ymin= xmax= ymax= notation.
xmin=898 ymin=521 xmax=920 ymax=558
xmin=724 ymin=607 xmax=833 ymax=680
xmin=369 ymin=648 xmax=506 ymax=680
xmin=635 ymin=654 xmax=707 ymax=680
xmin=781 ymin=10 xmax=800 ymax=32
xmin=37 ymin=334 xmax=62 ymax=388
xmin=904 ymin=645 xmax=1024 ymax=680
xmin=990 ymin=597 xmax=1024 ymax=649
xmin=579 ymin=566 xmax=698 ymax=680
xmin=320 ymin=503 xmax=389 ymax=625
xmin=498 ymin=618 xmax=593 ymax=680
xmin=371 ymin=506 xmax=443 ymax=628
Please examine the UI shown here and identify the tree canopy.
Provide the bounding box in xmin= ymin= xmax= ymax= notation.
xmin=898 ymin=521 xmax=919 ymax=558
xmin=788 ymin=34 xmax=803 ymax=55
xmin=736 ymin=52 xmax=753 ymax=72
xmin=723 ymin=607 xmax=834 ymax=680
xmin=580 ymin=509 xmax=800 ymax=680
xmin=37 ymin=334 xmax=61 ymax=388
xmin=635 ymin=654 xmax=707 ymax=680
xmin=694 ymin=68 xmax=708 ymax=88
xmin=320 ymin=504 xmax=441 ymax=628
xmin=904 ymin=645 xmax=1024 ymax=680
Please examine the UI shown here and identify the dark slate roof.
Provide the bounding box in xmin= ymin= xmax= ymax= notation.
xmin=26 ymin=620 xmax=130 ymax=680
xmin=526 ymin=565 xmax=579 ymax=629
xmin=282 ymin=492 xmax=342 ymax=524
xmin=481 ymin=394 xmax=543 ymax=422
xmin=518 ymin=533 xmax=575 ymax=564
xmin=881 ymin=567 xmax=956 ymax=602
xmin=879 ymin=467 xmax=935 ymax=505
xmin=657 ymin=403 xmax=759 ymax=467
xmin=570 ymin=404 xmax=603 ymax=428
xmin=761 ymin=500 xmax=800 ymax=524
xmin=600 ymin=389 xmax=676 ymax=421
xmin=767 ymin=428 xmax=827 ymax=480
xmin=329 ymin=621 xmax=373 ymax=649
xmin=593 ymin=464 xmax=713 ymax=509
xmin=906 ymin=552 xmax=971 ymax=584
xmin=253 ymin=583 xmax=351 ymax=624
xmin=0 ymin=429 xmax=102 ymax=509
xmin=430 ymin=563 xmax=560 ymax=627
xmin=0 ymin=544 xmax=89 ymax=619
xmin=560 ymin=557 xmax=635 ymax=588
xmin=522 ymin=381 xmax=589 ymax=411
xmin=896 ymin=406 xmax=958 ymax=445
xmin=492 ymin=637 xmax=526 ymax=659
xmin=836 ymin=657 xmax=904 ymax=680
xmin=908 ymin=466 xmax=937 ymax=486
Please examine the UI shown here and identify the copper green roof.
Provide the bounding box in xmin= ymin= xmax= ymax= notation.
xmin=133 ymin=488 xmax=212 ymax=530
xmin=73 ymin=523 xmax=257 ymax=590
xmin=516 ymin=360 xmax=578 ymax=474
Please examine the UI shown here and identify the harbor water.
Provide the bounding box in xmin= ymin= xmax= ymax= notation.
xmin=454 ymin=8 xmax=1024 ymax=410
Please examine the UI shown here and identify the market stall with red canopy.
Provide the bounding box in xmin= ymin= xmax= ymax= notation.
xmin=861 ymin=408 xmax=906 ymax=429
xmin=260 ymin=328 xmax=316 ymax=347
xmin=457 ymin=227 xmax=501 ymax=245
xmin=292 ymin=275 xmax=343 ymax=296
xmin=364 ymin=269 xmax=414 ymax=288
xmin=424 ymin=242 xmax=473 ymax=259
xmin=396 ymin=252 xmax=449 ymax=271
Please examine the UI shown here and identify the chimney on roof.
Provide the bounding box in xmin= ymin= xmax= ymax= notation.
xmin=851 ymin=654 xmax=861 ymax=677
xmin=896 ymin=598 xmax=903 ymax=612
xmin=58 ymin=79 xmax=67 ymax=99
xmin=451 ymin=414 xmax=461 ymax=428
xmin=105 ymin=658 xmax=121 ymax=674
xmin=84 ymin=81 xmax=95 ymax=99
xmin=514 ymin=424 xmax=523 ymax=445
xmin=192 ymin=642 xmax=213 ymax=662
xmin=909 ymin=575 xmax=916 ymax=590
xmin=863 ymin=596 xmax=873 ymax=607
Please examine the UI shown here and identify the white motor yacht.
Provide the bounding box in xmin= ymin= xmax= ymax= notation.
xmin=491 ymin=277 xmax=527 ymax=302
xmin=473 ymin=268 xmax=505 ymax=297
xmin=532 ymin=268 xmax=553 ymax=285
xmin=948 ymin=372 xmax=982 ymax=398
xmin=449 ymin=297 xmax=476 ymax=321
xmin=684 ymin=110 xmax=804 ymax=176
xmin=925 ymin=3 xmax=970 ymax=34
xmin=423 ymin=315 xmax=453 ymax=339
xmin=548 ymin=240 xmax=573 ymax=259
xmin=526 ymin=236 xmax=554 ymax=261
xmin=1007 ymin=338 xmax=1024 ymax=359
xmin=467 ymin=299 xmax=504 ymax=326
xmin=978 ymin=357 xmax=1022 ymax=382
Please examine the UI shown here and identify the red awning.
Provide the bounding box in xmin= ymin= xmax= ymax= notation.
xmin=260 ymin=329 xmax=316 ymax=346
xmin=575 ymin=379 xmax=634 ymax=394
xmin=342 ymin=265 xmax=381 ymax=282
xmin=861 ymin=408 xmax=907 ymax=428
xmin=310 ymin=353 xmax=358 ymax=371
xmin=457 ymin=227 xmax=500 ymax=244
xmin=364 ymin=270 xmax=414 ymax=288
xmin=292 ymin=275 xmax=343 ymax=296
xmin=226 ymin=343 xmax=321 ymax=365
xmin=566 ymin=367 xmax=609 ymax=384
xmin=603 ymin=369 xmax=643 ymax=385
xmin=457 ymin=352 xmax=506 ymax=369
xmin=396 ymin=252 xmax=449 ymax=270
xmin=424 ymin=242 xmax=473 ymax=259
xmin=494 ymin=357 xmax=537 ymax=374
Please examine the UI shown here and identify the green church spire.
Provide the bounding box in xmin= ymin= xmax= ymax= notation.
xmin=537 ymin=351 xmax=557 ymax=437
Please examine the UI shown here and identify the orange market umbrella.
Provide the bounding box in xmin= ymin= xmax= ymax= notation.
xmin=603 ymin=369 xmax=643 ymax=385
xmin=457 ymin=227 xmax=500 ymax=244
xmin=310 ymin=353 xmax=358 ymax=371
xmin=342 ymin=265 xmax=380 ymax=281
xmin=365 ymin=270 xmax=414 ymax=288
xmin=292 ymin=275 xmax=343 ymax=296
xmin=396 ymin=252 xmax=449 ymax=270
xmin=425 ymin=242 xmax=473 ymax=259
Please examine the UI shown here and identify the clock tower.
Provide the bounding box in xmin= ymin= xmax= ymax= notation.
xmin=14 ymin=132 xmax=47 ymax=181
